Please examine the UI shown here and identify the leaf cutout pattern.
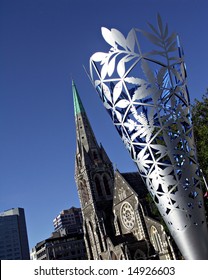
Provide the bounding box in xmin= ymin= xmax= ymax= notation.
xmin=157 ymin=13 xmax=163 ymax=37
xmin=113 ymin=81 xmax=122 ymax=103
xmin=101 ymin=27 xmax=117 ymax=48
xmin=117 ymin=58 xmax=125 ymax=77
xmin=128 ymin=111 xmax=154 ymax=142
xmin=91 ymin=52 xmax=108 ymax=62
xmin=125 ymin=76 xmax=152 ymax=100
xmin=89 ymin=14 xmax=207 ymax=255
xmin=126 ymin=29 xmax=136 ymax=52
xmin=116 ymin=99 xmax=130 ymax=108
xmin=136 ymin=148 xmax=151 ymax=174
xmin=107 ymin=55 xmax=116 ymax=77
xmin=111 ymin=28 xmax=127 ymax=49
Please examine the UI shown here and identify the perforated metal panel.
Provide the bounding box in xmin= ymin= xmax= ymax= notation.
xmin=89 ymin=15 xmax=208 ymax=259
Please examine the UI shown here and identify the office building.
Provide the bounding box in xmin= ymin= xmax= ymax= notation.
xmin=0 ymin=207 xmax=30 ymax=260
xmin=53 ymin=206 xmax=83 ymax=234
xmin=34 ymin=230 xmax=86 ymax=260
xmin=32 ymin=207 xmax=86 ymax=260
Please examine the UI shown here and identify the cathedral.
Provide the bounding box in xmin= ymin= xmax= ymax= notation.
xmin=72 ymin=81 xmax=178 ymax=260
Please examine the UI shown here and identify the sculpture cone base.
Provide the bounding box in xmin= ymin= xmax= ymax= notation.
xmin=172 ymin=224 xmax=208 ymax=260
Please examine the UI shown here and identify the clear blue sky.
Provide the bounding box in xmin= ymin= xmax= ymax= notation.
xmin=0 ymin=0 xmax=208 ymax=250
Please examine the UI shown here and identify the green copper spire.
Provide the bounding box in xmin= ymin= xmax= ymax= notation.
xmin=72 ymin=80 xmax=85 ymax=115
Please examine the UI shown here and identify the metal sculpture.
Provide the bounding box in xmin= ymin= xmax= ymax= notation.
xmin=89 ymin=15 xmax=208 ymax=259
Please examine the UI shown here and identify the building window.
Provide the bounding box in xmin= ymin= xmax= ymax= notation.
xmin=93 ymin=151 xmax=98 ymax=161
xmin=150 ymin=226 xmax=163 ymax=253
xmin=110 ymin=251 xmax=118 ymax=260
xmin=103 ymin=175 xmax=111 ymax=195
xmin=95 ymin=176 xmax=103 ymax=196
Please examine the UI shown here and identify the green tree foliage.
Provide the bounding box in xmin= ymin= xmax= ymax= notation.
xmin=192 ymin=91 xmax=208 ymax=181
xmin=191 ymin=91 xmax=208 ymax=216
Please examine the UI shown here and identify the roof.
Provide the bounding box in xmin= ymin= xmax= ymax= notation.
xmin=120 ymin=172 xmax=148 ymax=198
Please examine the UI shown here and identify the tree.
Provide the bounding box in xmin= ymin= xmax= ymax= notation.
xmin=191 ymin=91 xmax=208 ymax=216
xmin=192 ymin=91 xmax=208 ymax=181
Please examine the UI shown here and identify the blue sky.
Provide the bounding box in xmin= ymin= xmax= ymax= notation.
xmin=0 ymin=0 xmax=208 ymax=250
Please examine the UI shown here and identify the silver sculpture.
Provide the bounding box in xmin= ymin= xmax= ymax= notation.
xmin=89 ymin=15 xmax=208 ymax=259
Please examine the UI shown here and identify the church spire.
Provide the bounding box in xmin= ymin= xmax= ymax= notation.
xmin=72 ymin=80 xmax=85 ymax=115
xmin=72 ymin=81 xmax=115 ymax=260
xmin=72 ymin=80 xmax=99 ymax=154
xmin=72 ymin=79 xmax=114 ymax=186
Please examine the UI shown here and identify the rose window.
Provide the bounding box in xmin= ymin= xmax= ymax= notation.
xmin=120 ymin=202 xmax=135 ymax=229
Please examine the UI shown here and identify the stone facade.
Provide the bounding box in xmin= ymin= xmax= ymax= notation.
xmin=73 ymin=81 xmax=178 ymax=260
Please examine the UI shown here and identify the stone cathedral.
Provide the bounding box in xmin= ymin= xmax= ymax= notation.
xmin=72 ymin=81 xmax=178 ymax=260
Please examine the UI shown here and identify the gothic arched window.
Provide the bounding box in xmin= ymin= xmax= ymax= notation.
xmin=110 ymin=251 xmax=118 ymax=260
xmin=96 ymin=226 xmax=104 ymax=252
xmin=93 ymin=151 xmax=98 ymax=161
xmin=87 ymin=221 xmax=97 ymax=259
xmin=150 ymin=226 xmax=163 ymax=253
xmin=95 ymin=176 xmax=103 ymax=197
xmin=84 ymin=221 xmax=93 ymax=259
xmin=103 ymin=175 xmax=111 ymax=195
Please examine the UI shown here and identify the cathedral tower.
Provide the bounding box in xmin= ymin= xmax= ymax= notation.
xmin=72 ymin=81 xmax=115 ymax=259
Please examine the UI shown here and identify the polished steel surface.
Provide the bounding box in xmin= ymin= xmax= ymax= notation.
xmin=89 ymin=15 xmax=208 ymax=259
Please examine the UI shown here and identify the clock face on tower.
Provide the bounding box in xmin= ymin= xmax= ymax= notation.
xmin=120 ymin=202 xmax=135 ymax=230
